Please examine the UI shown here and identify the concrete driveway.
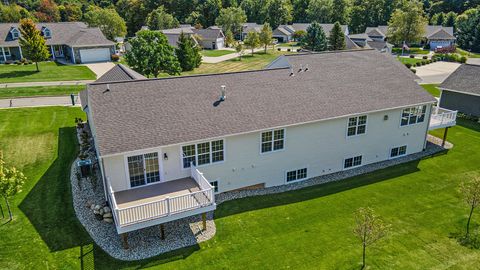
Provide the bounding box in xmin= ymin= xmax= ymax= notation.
xmin=415 ymin=61 xmax=461 ymax=84
xmin=84 ymin=62 xmax=115 ymax=78
xmin=467 ymin=58 xmax=480 ymax=65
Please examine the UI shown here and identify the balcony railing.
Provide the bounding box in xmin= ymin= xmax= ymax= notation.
xmin=107 ymin=166 xmax=215 ymax=231
xmin=429 ymin=106 xmax=457 ymax=130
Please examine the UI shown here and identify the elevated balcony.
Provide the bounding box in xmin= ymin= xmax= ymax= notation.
xmin=107 ymin=166 xmax=216 ymax=234
xmin=429 ymin=106 xmax=457 ymax=130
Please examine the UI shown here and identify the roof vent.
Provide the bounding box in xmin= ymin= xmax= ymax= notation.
xmin=289 ymin=67 xmax=294 ymax=76
xmin=304 ymin=64 xmax=309 ymax=72
xmin=103 ymin=84 xmax=110 ymax=94
xmin=220 ymin=85 xmax=226 ymax=101
xmin=298 ymin=64 xmax=303 ymax=72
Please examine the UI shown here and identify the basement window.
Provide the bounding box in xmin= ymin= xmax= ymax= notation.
xmin=390 ymin=145 xmax=407 ymax=158
xmin=344 ymin=155 xmax=362 ymax=169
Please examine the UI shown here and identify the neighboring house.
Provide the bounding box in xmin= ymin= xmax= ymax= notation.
xmin=240 ymin=23 xmax=262 ymax=40
xmin=80 ymin=49 xmax=456 ymax=235
xmin=0 ymin=22 xmax=115 ymax=64
xmin=439 ymin=64 xmax=480 ymax=117
xmin=158 ymin=26 xmax=225 ymax=49
xmin=364 ymin=25 xmax=456 ymax=50
xmin=272 ymin=23 xmax=349 ymax=43
xmin=349 ymin=33 xmax=393 ymax=53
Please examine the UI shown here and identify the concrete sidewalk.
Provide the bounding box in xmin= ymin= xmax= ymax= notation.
xmin=202 ymin=48 xmax=264 ymax=63
xmin=0 ymin=95 xmax=80 ymax=109
xmin=0 ymin=80 xmax=94 ymax=88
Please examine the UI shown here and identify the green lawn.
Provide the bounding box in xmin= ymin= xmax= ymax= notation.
xmin=0 ymin=85 xmax=85 ymax=99
xmin=456 ymin=48 xmax=480 ymax=58
xmin=420 ymin=84 xmax=441 ymax=97
xmin=201 ymin=50 xmax=236 ymax=57
xmin=0 ymin=62 xmax=96 ymax=83
xmin=397 ymin=56 xmax=425 ymax=65
xmin=1 ymin=107 xmax=480 ymax=269
xmin=278 ymin=42 xmax=299 ymax=47
xmin=393 ymin=47 xmax=430 ymax=55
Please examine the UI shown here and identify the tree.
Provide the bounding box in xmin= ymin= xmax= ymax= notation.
xmin=225 ymin=29 xmax=235 ymax=47
xmin=302 ymin=21 xmax=328 ymax=51
xmin=0 ymin=151 xmax=26 ymax=221
xmin=0 ymin=4 xmax=31 ymax=23
xmin=292 ymin=0 xmax=309 ymax=23
xmin=215 ymin=7 xmax=247 ymax=36
xmin=444 ymin=11 xmax=457 ymax=27
xmin=84 ymin=8 xmax=127 ymax=41
xmin=243 ymin=31 xmax=260 ymax=55
xmin=456 ymin=8 xmax=480 ymax=53
xmin=240 ymin=0 xmax=268 ymax=23
xmin=387 ymin=0 xmax=428 ymax=45
xmin=265 ymin=0 xmax=293 ymax=29
xmin=126 ymin=30 xmax=181 ymax=77
xmin=431 ymin=12 xmax=445 ymax=25
xmin=116 ymin=0 xmax=149 ymax=36
xmin=292 ymin=30 xmax=307 ymax=42
xmin=235 ymin=41 xmax=244 ymax=60
xmin=329 ymin=21 xmax=345 ymax=50
xmin=175 ymin=32 xmax=202 ymax=71
xmin=59 ymin=4 xmax=82 ymax=22
xmin=331 ymin=0 xmax=350 ymax=24
xmin=459 ymin=176 xmax=480 ymax=239
xmin=201 ymin=0 xmax=223 ymax=27
xmin=34 ymin=0 xmax=60 ymax=22
xmin=307 ymin=0 xmax=333 ymax=23
xmin=353 ymin=207 xmax=389 ymax=269
xmin=19 ymin=19 xmax=50 ymax=72
xmin=259 ymin=22 xmax=273 ymax=53
xmin=146 ymin=6 xmax=180 ymax=30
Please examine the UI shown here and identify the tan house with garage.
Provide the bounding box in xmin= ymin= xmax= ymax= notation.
xmin=0 ymin=22 xmax=115 ymax=64
xmin=80 ymin=49 xmax=456 ymax=235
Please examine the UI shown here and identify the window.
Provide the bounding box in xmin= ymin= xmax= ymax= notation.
xmin=43 ymin=28 xmax=51 ymax=38
xmin=344 ymin=155 xmax=362 ymax=169
xmin=127 ymin=152 xmax=160 ymax=187
xmin=210 ymin=181 xmax=218 ymax=192
xmin=3 ymin=47 xmax=10 ymax=56
xmin=261 ymin=129 xmax=284 ymax=153
xmin=182 ymin=140 xmax=224 ymax=168
xmin=286 ymin=168 xmax=308 ymax=182
xmin=390 ymin=145 xmax=407 ymax=158
xmin=347 ymin=115 xmax=367 ymax=136
xmin=401 ymin=105 xmax=426 ymax=126
xmin=11 ymin=28 xmax=19 ymax=39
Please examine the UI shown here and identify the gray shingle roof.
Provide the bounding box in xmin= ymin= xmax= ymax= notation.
xmin=95 ymin=64 xmax=146 ymax=83
xmin=192 ymin=28 xmax=224 ymax=40
xmin=427 ymin=28 xmax=456 ymax=40
xmin=86 ymin=49 xmax=435 ymax=156
xmin=439 ymin=64 xmax=480 ymax=96
xmin=276 ymin=23 xmax=348 ymax=36
xmin=365 ymin=25 xmax=454 ymax=39
xmin=0 ymin=22 xmax=113 ymax=47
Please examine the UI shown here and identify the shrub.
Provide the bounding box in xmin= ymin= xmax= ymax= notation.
xmin=287 ymin=48 xmax=291 ymax=52
xmin=20 ymin=58 xmax=27 ymax=63
xmin=297 ymin=48 xmax=301 ymax=52
xmin=422 ymin=56 xmax=428 ymax=59
xmin=410 ymin=54 xmax=415 ymax=58
xmin=405 ymin=63 xmax=412 ymax=68
xmin=277 ymin=48 xmax=281 ymax=51
xmin=14 ymin=60 xmax=21 ymax=65
xmin=422 ymin=61 xmax=427 ymax=65
xmin=410 ymin=68 xmax=416 ymax=73
xmin=27 ymin=60 xmax=33 ymax=64
xmin=460 ymin=56 xmax=467 ymax=63
xmin=111 ymin=54 xmax=120 ymax=62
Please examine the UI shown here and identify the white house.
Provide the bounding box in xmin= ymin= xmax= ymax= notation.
xmin=80 ymin=49 xmax=456 ymax=236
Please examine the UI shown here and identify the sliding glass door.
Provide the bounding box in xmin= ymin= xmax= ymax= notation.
xmin=127 ymin=152 xmax=160 ymax=187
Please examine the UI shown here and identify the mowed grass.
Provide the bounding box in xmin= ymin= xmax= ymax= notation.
xmin=0 ymin=62 xmax=96 ymax=83
xmin=397 ymin=56 xmax=425 ymax=65
xmin=456 ymin=48 xmax=480 ymax=58
xmin=201 ymin=50 xmax=236 ymax=57
xmin=0 ymin=85 xmax=85 ymax=99
xmin=1 ymin=106 xmax=480 ymax=269
xmin=421 ymin=84 xmax=441 ymax=97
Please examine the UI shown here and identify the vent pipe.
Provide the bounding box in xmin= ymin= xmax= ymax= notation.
xmin=304 ymin=64 xmax=309 ymax=72
xmin=298 ymin=64 xmax=303 ymax=72
xmin=289 ymin=67 xmax=294 ymax=76
xmin=220 ymin=85 xmax=226 ymax=101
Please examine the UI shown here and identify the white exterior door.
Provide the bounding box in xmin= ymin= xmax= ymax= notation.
xmin=79 ymin=48 xmax=110 ymax=63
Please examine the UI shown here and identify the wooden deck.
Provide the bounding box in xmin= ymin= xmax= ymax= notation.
xmin=114 ymin=178 xmax=200 ymax=208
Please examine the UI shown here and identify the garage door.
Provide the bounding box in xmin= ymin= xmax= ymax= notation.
xmin=79 ymin=48 xmax=110 ymax=63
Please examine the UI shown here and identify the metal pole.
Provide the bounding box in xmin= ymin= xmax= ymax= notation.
xmin=70 ymin=93 xmax=75 ymax=106
xmin=442 ymin=127 xmax=449 ymax=147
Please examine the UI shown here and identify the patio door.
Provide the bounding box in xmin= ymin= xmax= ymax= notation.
xmin=127 ymin=152 xmax=161 ymax=188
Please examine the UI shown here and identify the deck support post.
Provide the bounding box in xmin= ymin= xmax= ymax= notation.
xmin=121 ymin=233 xmax=129 ymax=249
xmin=160 ymin=224 xmax=165 ymax=240
xmin=442 ymin=127 xmax=449 ymax=147
xmin=202 ymin=213 xmax=207 ymax=231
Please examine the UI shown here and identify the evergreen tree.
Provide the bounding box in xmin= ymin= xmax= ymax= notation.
xmin=259 ymin=22 xmax=273 ymax=53
xmin=456 ymin=8 xmax=480 ymax=53
xmin=19 ymin=19 xmax=50 ymax=71
xmin=302 ymin=21 xmax=328 ymax=51
xmin=331 ymin=0 xmax=350 ymax=24
xmin=329 ymin=22 xmax=346 ymax=50
xmin=126 ymin=30 xmax=181 ymax=77
xmin=243 ymin=31 xmax=260 ymax=55
xmin=444 ymin=11 xmax=457 ymax=27
xmin=175 ymin=32 xmax=202 ymax=72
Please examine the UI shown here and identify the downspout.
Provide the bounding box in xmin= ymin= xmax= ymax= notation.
xmin=423 ymin=103 xmax=433 ymax=150
xmin=18 ymin=46 xmax=23 ymax=59
xmin=50 ymin=46 xmax=55 ymax=60
xmin=71 ymin=46 xmax=75 ymax=63
xmin=1 ymin=47 xmax=5 ymax=63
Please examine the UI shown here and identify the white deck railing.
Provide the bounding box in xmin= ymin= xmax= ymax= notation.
xmin=108 ymin=168 xmax=215 ymax=227
xmin=429 ymin=106 xmax=457 ymax=130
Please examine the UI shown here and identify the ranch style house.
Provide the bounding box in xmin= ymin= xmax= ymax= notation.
xmin=80 ymin=49 xmax=457 ymax=235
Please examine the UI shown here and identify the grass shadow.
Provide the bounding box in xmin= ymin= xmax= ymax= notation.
xmin=0 ymin=70 xmax=37 ymax=80
xmin=216 ymin=160 xmax=421 ymax=219
xmin=18 ymin=126 xmax=91 ymax=251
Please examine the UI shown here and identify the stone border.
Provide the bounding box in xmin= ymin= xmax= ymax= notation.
xmin=71 ymin=130 xmax=448 ymax=260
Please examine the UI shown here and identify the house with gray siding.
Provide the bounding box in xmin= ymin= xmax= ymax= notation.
xmin=158 ymin=26 xmax=225 ymax=49
xmin=80 ymin=49 xmax=456 ymax=236
xmin=0 ymin=22 xmax=115 ymax=64
xmin=273 ymin=23 xmax=349 ymax=43
xmin=439 ymin=64 xmax=480 ymax=117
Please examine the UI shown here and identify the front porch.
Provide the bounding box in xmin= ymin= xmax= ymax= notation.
xmin=107 ymin=166 xmax=216 ymax=234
